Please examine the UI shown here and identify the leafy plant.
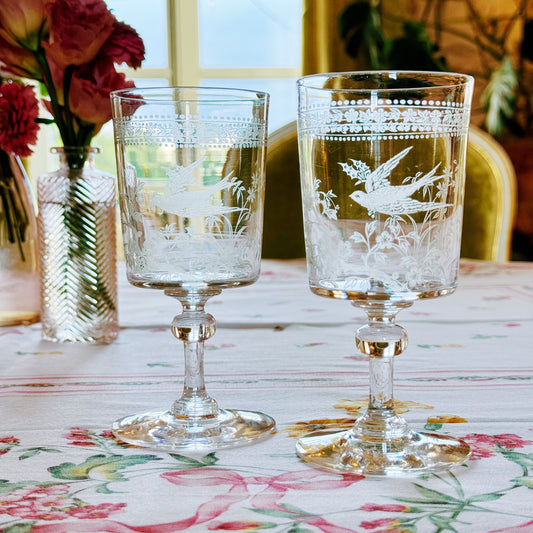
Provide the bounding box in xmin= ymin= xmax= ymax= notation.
xmin=339 ymin=0 xmax=533 ymax=138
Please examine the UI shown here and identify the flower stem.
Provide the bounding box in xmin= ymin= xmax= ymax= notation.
xmin=34 ymin=47 xmax=74 ymax=147
xmin=62 ymin=65 xmax=78 ymax=147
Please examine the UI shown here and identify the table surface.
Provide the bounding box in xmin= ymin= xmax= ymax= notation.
xmin=1 ymin=259 xmax=533 ymax=533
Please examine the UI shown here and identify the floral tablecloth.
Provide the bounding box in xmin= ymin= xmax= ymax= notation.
xmin=1 ymin=260 xmax=533 ymax=532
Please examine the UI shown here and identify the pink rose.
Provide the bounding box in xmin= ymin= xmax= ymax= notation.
xmin=43 ymin=0 xmax=115 ymax=68
xmin=68 ymin=57 xmax=135 ymax=127
xmin=101 ymin=21 xmax=145 ymax=69
xmin=0 ymin=81 xmax=40 ymax=156
xmin=0 ymin=0 xmax=49 ymax=50
xmin=0 ymin=34 xmax=42 ymax=78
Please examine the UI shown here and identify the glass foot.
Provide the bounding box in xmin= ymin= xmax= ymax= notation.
xmin=296 ymin=429 xmax=470 ymax=476
xmin=113 ymin=409 xmax=276 ymax=452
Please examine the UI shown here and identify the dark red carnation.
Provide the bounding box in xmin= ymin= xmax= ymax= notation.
xmin=101 ymin=21 xmax=145 ymax=69
xmin=0 ymin=81 xmax=40 ymax=156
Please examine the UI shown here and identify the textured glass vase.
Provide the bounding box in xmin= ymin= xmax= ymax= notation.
xmin=0 ymin=151 xmax=40 ymax=326
xmin=38 ymin=147 xmax=118 ymax=343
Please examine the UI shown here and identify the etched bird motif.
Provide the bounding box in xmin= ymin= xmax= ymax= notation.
xmin=150 ymin=157 xmax=244 ymax=218
xmin=342 ymin=146 xmax=451 ymax=217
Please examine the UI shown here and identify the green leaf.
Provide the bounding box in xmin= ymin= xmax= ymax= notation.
xmin=481 ymin=56 xmax=519 ymax=137
xmin=34 ymin=117 xmax=56 ymax=125
xmin=429 ymin=514 xmax=459 ymax=532
xmin=413 ymin=483 xmax=462 ymax=504
xmin=434 ymin=471 xmax=464 ymax=499
xmin=512 ymin=476 xmax=533 ymax=489
xmin=252 ymin=508 xmax=309 ymax=519
xmin=95 ymin=482 xmax=115 ymax=494
xmin=1 ymin=524 xmax=36 ymax=533
xmin=385 ymin=21 xmax=447 ymax=71
xmin=499 ymin=448 xmax=533 ymax=468
xmin=467 ymin=491 xmax=506 ymax=502
xmin=202 ymin=452 xmax=218 ymax=465
xmin=338 ymin=0 xmax=385 ymax=67
xmin=169 ymin=452 xmax=218 ymax=467
xmin=395 ymin=496 xmax=450 ymax=505
xmin=19 ymin=447 xmax=63 ymax=460
xmin=288 ymin=526 xmax=314 ymax=533
xmin=280 ymin=503 xmax=315 ymax=516
xmin=425 ymin=423 xmax=443 ymax=431
xmin=0 ymin=480 xmax=56 ymax=494
xmin=48 ymin=454 xmax=162 ymax=481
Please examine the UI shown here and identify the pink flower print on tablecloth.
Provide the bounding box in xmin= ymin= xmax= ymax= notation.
xmin=63 ymin=427 xmax=101 ymax=447
xmin=162 ymin=468 xmax=364 ymax=533
xmin=462 ymin=433 xmax=533 ymax=460
xmin=0 ymin=483 xmax=126 ymax=521
xmin=0 ymin=435 xmax=20 ymax=455
xmin=489 ymin=520 xmax=533 ymax=532
xmin=63 ymin=426 xmax=134 ymax=449
xmin=360 ymin=517 xmax=404 ymax=531
xmin=360 ymin=503 xmax=410 ymax=513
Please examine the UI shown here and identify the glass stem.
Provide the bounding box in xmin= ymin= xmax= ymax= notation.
xmin=353 ymin=307 xmax=410 ymax=440
xmin=166 ymin=290 xmax=221 ymax=420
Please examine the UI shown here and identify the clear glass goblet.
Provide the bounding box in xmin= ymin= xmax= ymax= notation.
xmin=296 ymin=71 xmax=474 ymax=475
xmin=111 ymin=87 xmax=275 ymax=452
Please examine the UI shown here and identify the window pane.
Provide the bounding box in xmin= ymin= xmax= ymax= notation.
xmin=106 ymin=0 xmax=168 ymax=69
xmin=93 ymin=79 xmax=170 ymax=176
xmin=198 ymin=0 xmax=302 ymax=69
xmin=202 ymin=78 xmax=298 ymax=133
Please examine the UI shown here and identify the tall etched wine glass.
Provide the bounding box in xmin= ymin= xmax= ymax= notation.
xmin=296 ymin=72 xmax=474 ymax=475
xmin=111 ymin=87 xmax=275 ymax=451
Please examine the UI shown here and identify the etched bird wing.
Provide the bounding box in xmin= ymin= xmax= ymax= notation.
xmin=380 ymin=198 xmax=447 ymax=216
xmin=403 ymin=164 xmax=442 ymax=196
xmin=366 ymin=146 xmax=413 ymax=193
xmin=164 ymin=157 xmax=206 ymax=192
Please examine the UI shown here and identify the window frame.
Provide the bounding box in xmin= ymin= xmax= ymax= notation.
xmin=28 ymin=0 xmax=302 ymax=178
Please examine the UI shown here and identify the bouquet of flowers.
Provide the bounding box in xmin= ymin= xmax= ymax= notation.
xmin=0 ymin=0 xmax=145 ymax=164
xmin=0 ymin=80 xmax=40 ymax=260
xmin=0 ymin=0 xmax=145 ymax=343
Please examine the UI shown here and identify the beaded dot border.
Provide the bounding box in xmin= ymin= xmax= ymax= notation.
xmin=299 ymin=98 xmax=470 ymax=140
xmin=114 ymin=115 xmax=267 ymax=148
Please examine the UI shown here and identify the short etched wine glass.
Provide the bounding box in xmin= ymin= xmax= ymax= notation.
xmin=296 ymin=71 xmax=474 ymax=475
xmin=111 ymin=87 xmax=275 ymax=451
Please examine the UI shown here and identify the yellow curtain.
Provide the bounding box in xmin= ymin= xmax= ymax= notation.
xmin=302 ymin=0 xmax=355 ymax=75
